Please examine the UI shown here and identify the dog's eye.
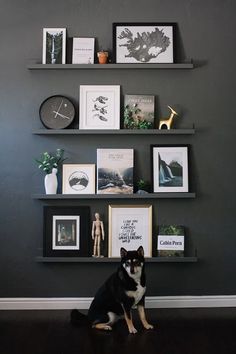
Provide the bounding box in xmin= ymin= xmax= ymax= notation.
xmin=133 ymin=260 xmax=140 ymax=266
xmin=125 ymin=261 xmax=131 ymax=267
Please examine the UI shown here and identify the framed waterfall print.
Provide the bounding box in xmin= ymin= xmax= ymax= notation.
xmin=108 ymin=205 xmax=152 ymax=257
xmin=152 ymin=145 xmax=189 ymax=193
xmin=42 ymin=28 xmax=66 ymax=64
xmin=43 ymin=206 xmax=90 ymax=257
xmin=113 ymin=23 xmax=175 ymax=63
xmin=79 ymin=85 xmax=120 ymax=129
xmin=62 ymin=164 xmax=95 ymax=194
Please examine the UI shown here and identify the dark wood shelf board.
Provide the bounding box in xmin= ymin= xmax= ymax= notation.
xmin=28 ymin=62 xmax=194 ymax=70
xmin=36 ymin=256 xmax=198 ymax=263
xmin=32 ymin=193 xmax=196 ymax=200
xmin=32 ymin=128 xmax=195 ymax=135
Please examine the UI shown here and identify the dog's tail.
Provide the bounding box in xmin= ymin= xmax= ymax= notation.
xmin=70 ymin=309 xmax=89 ymax=327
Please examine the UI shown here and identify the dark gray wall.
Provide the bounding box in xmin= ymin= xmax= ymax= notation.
xmin=0 ymin=0 xmax=236 ymax=297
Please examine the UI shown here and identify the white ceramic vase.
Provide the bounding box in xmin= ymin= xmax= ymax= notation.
xmin=44 ymin=168 xmax=58 ymax=194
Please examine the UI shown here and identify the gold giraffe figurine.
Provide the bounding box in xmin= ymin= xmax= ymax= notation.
xmin=159 ymin=106 xmax=178 ymax=130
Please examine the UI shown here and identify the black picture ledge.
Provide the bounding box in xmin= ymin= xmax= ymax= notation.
xmin=32 ymin=128 xmax=195 ymax=135
xmin=36 ymin=256 xmax=198 ymax=263
xmin=31 ymin=193 xmax=196 ymax=200
xmin=27 ymin=62 xmax=194 ymax=70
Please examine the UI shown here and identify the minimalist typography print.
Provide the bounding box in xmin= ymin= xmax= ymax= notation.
xmin=114 ymin=24 xmax=174 ymax=63
xmin=152 ymin=146 xmax=189 ymax=193
xmin=53 ymin=215 xmax=80 ymax=250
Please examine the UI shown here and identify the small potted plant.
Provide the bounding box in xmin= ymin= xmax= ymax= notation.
xmin=35 ymin=149 xmax=66 ymax=194
xmin=97 ymin=50 xmax=109 ymax=64
xmin=136 ymin=179 xmax=151 ymax=194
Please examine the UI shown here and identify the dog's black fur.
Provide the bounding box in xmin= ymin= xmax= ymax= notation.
xmin=71 ymin=246 xmax=153 ymax=334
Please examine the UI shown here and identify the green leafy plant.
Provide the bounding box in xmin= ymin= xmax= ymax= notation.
xmin=124 ymin=104 xmax=153 ymax=129
xmin=35 ymin=149 xmax=66 ymax=174
xmin=137 ymin=179 xmax=151 ymax=192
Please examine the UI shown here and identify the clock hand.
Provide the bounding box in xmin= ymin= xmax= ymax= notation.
xmin=54 ymin=100 xmax=64 ymax=118
xmin=52 ymin=111 xmax=71 ymax=120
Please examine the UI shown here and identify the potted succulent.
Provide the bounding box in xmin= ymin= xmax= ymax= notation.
xmin=35 ymin=148 xmax=66 ymax=194
xmin=136 ymin=179 xmax=151 ymax=194
xmin=97 ymin=50 xmax=109 ymax=64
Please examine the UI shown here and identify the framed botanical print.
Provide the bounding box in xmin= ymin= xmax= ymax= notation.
xmin=62 ymin=164 xmax=95 ymax=194
xmin=152 ymin=145 xmax=189 ymax=193
xmin=97 ymin=148 xmax=134 ymax=194
xmin=113 ymin=23 xmax=175 ymax=63
xmin=43 ymin=206 xmax=90 ymax=257
xmin=79 ymin=85 xmax=120 ymax=129
xmin=108 ymin=205 xmax=152 ymax=257
xmin=42 ymin=28 xmax=66 ymax=64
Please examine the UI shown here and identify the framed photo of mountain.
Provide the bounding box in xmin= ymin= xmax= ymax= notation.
xmin=97 ymin=149 xmax=134 ymax=194
xmin=62 ymin=164 xmax=95 ymax=194
xmin=108 ymin=205 xmax=152 ymax=257
xmin=113 ymin=23 xmax=175 ymax=63
xmin=79 ymin=85 xmax=120 ymax=130
xmin=157 ymin=225 xmax=185 ymax=257
xmin=152 ymin=145 xmax=189 ymax=193
xmin=124 ymin=95 xmax=155 ymax=129
xmin=42 ymin=28 xmax=66 ymax=64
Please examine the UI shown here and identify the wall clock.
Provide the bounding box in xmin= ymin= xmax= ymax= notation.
xmin=39 ymin=95 xmax=75 ymax=129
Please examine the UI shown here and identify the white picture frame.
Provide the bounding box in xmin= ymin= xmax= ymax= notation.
xmin=72 ymin=37 xmax=95 ymax=64
xmin=42 ymin=28 xmax=66 ymax=64
xmin=62 ymin=164 xmax=95 ymax=194
xmin=79 ymin=85 xmax=120 ymax=129
xmin=97 ymin=148 xmax=134 ymax=194
xmin=152 ymin=145 xmax=189 ymax=193
xmin=108 ymin=205 xmax=152 ymax=257
xmin=52 ymin=215 xmax=80 ymax=250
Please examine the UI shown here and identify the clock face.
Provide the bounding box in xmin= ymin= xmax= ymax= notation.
xmin=39 ymin=95 xmax=75 ymax=129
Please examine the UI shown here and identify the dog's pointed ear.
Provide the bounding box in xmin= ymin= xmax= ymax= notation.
xmin=137 ymin=246 xmax=144 ymax=257
xmin=120 ymin=247 xmax=127 ymax=258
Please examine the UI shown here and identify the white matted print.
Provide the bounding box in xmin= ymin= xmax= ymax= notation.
xmin=72 ymin=37 xmax=95 ymax=64
xmin=62 ymin=164 xmax=95 ymax=194
xmin=152 ymin=145 xmax=189 ymax=193
xmin=42 ymin=28 xmax=66 ymax=64
xmin=79 ymin=85 xmax=120 ymax=129
xmin=97 ymin=149 xmax=134 ymax=194
xmin=108 ymin=205 xmax=152 ymax=257
xmin=52 ymin=215 xmax=80 ymax=250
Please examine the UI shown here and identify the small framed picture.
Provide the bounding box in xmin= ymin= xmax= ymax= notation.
xmin=62 ymin=164 xmax=95 ymax=194
xmin=152 ymin=145 xmax=189 ymax=193
xmin=97 ymin=149 xmax=134 ymax=194
xmin=42 ymin=28 xmax=66 ymax=64
xmin=108 ymin=205 xmax=152 ymax=257
xmin=124 ymin=94 xmax=155 ymax=129
xmin=43 ymin=206 xmax=90 ymax=257
xmin=72 ymin=37 xmax=95 ymax=64
xmin=79 ymin=85 xmax=120 ymax=129
xmin=113 ymin=23 xmax=175 ymax=64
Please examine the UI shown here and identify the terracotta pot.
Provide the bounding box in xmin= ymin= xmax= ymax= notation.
xmin=97 ymin=51 xmax=108 ymax=64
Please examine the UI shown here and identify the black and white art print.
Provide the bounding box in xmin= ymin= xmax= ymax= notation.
xmin=97 ymin=149 xmax=134 ymax=194
xmin=53 ymin=215 xmax=80 ymax=250
xmin=152 ymin=145 xmax=189 ymax=193
xmin=79 ymin=85 xmax=120 ymax=129
xmin=42 ymin=28 xmax=66 ymax=64
xmin=108 ymin=205 xmax=152 ymax=257
xmin=113 ymin=23 xmax=175 ymax=64
xmin=62 ymin=164 xmax=95 ymax=194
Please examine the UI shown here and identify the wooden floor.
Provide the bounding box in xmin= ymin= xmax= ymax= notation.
xmin=0 ymin=308 xmax=235 ymax=354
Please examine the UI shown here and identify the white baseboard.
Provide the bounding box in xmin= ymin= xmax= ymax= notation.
xmin=0 ymin=296 xmax=236 ymax=310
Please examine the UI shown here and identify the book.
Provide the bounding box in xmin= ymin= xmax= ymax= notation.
xmin=157 ymin=225 xmax=185 ymax=257
xmin=97 ymin=149 xmax=134 ymax=194
xmin=124 ymin=95 xmax=155 ymax=129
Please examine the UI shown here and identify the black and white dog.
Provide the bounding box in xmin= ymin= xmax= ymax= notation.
xmin=71 ymin=246 xmax=153 ymax=334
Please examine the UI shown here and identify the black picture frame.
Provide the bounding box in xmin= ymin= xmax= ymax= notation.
xmin=43 ymin=206 xmax=90 ymax=257
xmin=113 ymin=22 xmax=176 ymax=64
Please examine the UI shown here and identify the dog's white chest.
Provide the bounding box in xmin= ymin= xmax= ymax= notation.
xmin=126 ymin=282 xmax=146 ymax=308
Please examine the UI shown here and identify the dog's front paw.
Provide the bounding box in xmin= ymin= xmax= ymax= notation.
xmin=129 ymin=326 xmax=138 ymax=334
xmin=144 ymin=323 xmax=154 ymax=330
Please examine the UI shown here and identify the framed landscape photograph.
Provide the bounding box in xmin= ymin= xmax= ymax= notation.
xmin=124 ymin=94 xmax=155 ymax=129
xmin=43 ymin=206 xmax=90 ymax=257
xmin=108 ymin=205 xmax=152 ymax=257
xmin=113 ymin=23 xmax=175 ymax=63
xmin=79 ymin=85 xmax=120 ymax=129
xmin=152 ymin=145 xmax=189 ymax=193
xmin=62 ymin=164 xmax=95 ymax=194
xmin=42 ymin=28 xmax=66 ymax=64
xmin=72 ymin=37 xmax=95 ymax=64
xmin=97 ymin=148 xmax=134 ymax=194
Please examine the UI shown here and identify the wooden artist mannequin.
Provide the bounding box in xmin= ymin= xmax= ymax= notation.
xmin=92 ymin=213 xmax=105 ymax=257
